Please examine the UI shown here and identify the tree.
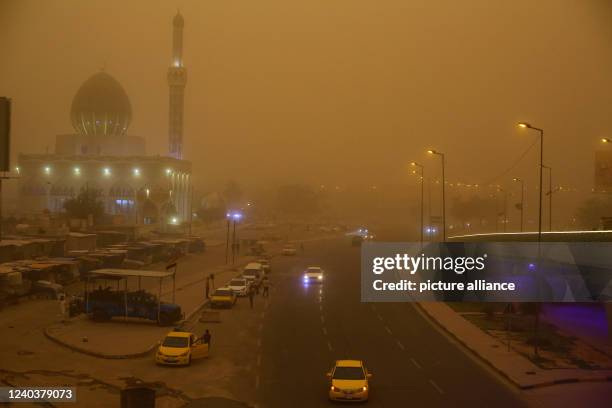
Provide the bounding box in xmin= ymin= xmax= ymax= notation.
xmin=223 ymin=180 xmax=243 ymax=208
xmin=276 ymin=184 xmax=320 ymax=215
xmin=575 ymin=195 xmax=612 ymax=229
xmin=64 ymin=188 xmax=105 ymax=223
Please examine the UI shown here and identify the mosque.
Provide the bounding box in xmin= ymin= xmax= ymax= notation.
xmin=16 ymin=12 xmax=191 ymax=228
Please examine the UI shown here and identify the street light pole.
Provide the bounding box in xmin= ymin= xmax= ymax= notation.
xmin=542 ymin=165 xmax=552 ymax=231
xmin=518 ymin=122 xmax=544 ymax=357
xmin=513 ymin=178 xmax=525 ymax=232
xmin=411 ymin=162 xmax=424 ymax=250
xmin=518 ymin=123 xmax=544 ymax=241
xmin=225 ymin=214 xmax=230 ymax=264
xmin=427 ymin=149 xmax=446 ymax=241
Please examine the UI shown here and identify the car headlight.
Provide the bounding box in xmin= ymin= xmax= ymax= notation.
xmin=362 ymin=386 xmax=367 ymax=391
xmin=331 ymin=386 xmax=340 ymax=392
xmin=318 ymin=275 xmax=323 ymax=280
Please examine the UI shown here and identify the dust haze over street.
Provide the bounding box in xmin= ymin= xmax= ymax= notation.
xmin=1 ymin=1 xmax=612 ymax=407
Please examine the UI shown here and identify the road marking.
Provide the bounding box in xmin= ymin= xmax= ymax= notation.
xmin=384 ymin=326 xmax=392 ymax=335
xmin=376 ymin=314 xmax=383 ymax=321
xmin=327 ymin=341 xmax=333 ymax=351
xmin=255 ymin=375 xmax=260 ymax=389
xmin=429 ymin=379 xmax=444 ymax=395
xmin=319 ymin=304 xmax=323 ymax=312
xmin=320 ymin=315 xmax=325 ymax=324
xmin=410 ymin=357 xmax=422 ymax=369
xmin=322 ymin=327 xmax=328 ymax=335
xmin=257 ymin=338 xmax=262 ymax=348
xmin=396 ymin=340 xmax=405 ymax=350
xmin=257 ymin=355 xmax=262 ymax=367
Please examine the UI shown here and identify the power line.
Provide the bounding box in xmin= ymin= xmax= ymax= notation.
xmin=479 ymin=137 xmax=540 ymax=187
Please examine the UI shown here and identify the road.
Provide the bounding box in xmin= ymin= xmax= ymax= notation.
xmin=257 ymin=234 xmax=526 ymax=407
xmin=1 ymin=229 xmax=610 ymax=407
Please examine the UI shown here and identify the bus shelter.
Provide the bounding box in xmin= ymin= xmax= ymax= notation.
xmin=85 ymin=268 xmax=176 ymax=322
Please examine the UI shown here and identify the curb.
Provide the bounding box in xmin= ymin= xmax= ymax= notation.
xmin=415 ymin=302 xmax=612 ymax=390
xmin=44 ymin=326 xmax=158 ymax=359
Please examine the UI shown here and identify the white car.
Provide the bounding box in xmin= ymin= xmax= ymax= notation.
xmin=282 ymin=245 xmax=297 ymax=256
xmin=228 ymin=278 xmax=249 ymax=296
xmin=257 ymin=259 xmax=271 ymax=274
xmin=302 ymin=266 xmax=324 ymax=284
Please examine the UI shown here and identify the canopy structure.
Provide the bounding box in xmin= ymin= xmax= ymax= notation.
xmin=85 ymin=268 xmax=177 ymax=323
xmin=88 ymin=268 xmax=175 ymax=279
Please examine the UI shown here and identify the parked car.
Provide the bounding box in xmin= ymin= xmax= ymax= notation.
xmin=243 ymin=262 xmax=263 ymax=287
xmin=156 ymin=329 xmax=208 ymax=366
xmin=228 ymin=278 xmax=249 ymax=296
xmin=282 ymin=245 xmax=297 ymax=256
xmin=210 ymin=287 xmax=237 ymax=308
xmin=86 ymin=288 xmax=182 ymax=325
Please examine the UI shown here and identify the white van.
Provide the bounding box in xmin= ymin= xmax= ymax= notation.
xmin=243 ymin=262 xmax=263 ymax=287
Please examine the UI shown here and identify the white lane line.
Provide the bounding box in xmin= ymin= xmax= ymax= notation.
xmin=320 ymin=315 xmax=325 ymax=324
xmin=319 ymin=304 xmax=323 ymax=312
xmin=410 ymin=357 xmax=422 ymax=369
xmin=322 ymin=327 xmax=328 ymax=336
xmin=257 ymin=338 xmax=262 ymax=348
xmin=255 ymin=375 xmax=260 ymax=389
xmin=429 ymin=379 xmax=444 ymax=395
xmin=396 ymin=340 xmax=405 ymax=350
xmin=327 ymin=341 xmax=333 ymax=351
xmin=384 ymin=326 xmax=392 ymax=335
xmin=376 ymin=314 xmax=383 ymax=321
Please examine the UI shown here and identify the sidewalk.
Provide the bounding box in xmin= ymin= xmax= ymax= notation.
xmin=418 ymin=302 xmax=612 ymax=389
xmin=44 ymin=231 xmax=339 ymax=359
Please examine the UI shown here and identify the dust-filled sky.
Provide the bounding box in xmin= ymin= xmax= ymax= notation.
xmin=1 ymin=0 xmax=611 ymax=194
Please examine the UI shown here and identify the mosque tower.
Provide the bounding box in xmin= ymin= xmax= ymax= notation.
xmin=167 ymin=11 xmax=186 ymax=159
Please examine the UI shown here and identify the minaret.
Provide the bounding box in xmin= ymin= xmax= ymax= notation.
xmin=168 ymin=11 xmax=186 ymax=159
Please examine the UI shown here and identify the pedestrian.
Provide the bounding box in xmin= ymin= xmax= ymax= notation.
xmin=205 ymin=276 xmax=210 ymax=299
xmin=58 ymin=294 xmax=66 ymax=320
xmin=262 ymin=277 xmax=270 ymax=297
xmin=210 ymin=273 xmax=215 ymax=289
xmin=202 ymin=329 xmax=211 ymax=350
xmin=248 ymin=287 xmax=254 ymax=309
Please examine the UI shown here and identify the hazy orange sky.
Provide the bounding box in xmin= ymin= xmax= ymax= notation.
xmin=1 ymin=0 xmax=611 ymax=194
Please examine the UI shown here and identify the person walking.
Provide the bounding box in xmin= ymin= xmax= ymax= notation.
xmin=58 ymin=294 xmax=66 ymax=320
xmin=262 ymin=277 xmax=270 ymax=297
xmin=248 ymin=287 xmax=254 ymax=309
xmin=202 ymin=329 xmax=211 ymax=350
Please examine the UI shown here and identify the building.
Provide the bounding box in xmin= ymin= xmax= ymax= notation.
xmin=17 ymin=13 xmax=192 ymax=228
xmin=168 ymin=11 xmax=186 ymax=160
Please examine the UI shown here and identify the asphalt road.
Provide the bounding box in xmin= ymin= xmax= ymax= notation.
xmin=258 ymin=235 xmax=526 ymax=407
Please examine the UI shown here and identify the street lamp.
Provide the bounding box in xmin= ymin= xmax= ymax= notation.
xmin=517 ymin=122 xmax=544 ymax=242
xmin=411 ymin=162 xmax=425 ymax=249
xmin=542 ymin=165 xmax=552 ymax=231
xmin=512 ymin=178 xmax=525 ymax=232
xmin=427 ymin=149 xmax=446 ymax=241
xmin=517 ymin=122 xmax=544 ymax=357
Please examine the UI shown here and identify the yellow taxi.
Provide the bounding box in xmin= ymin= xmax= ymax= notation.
xmin=210 ymin=287 xmax=237 ymax=308
xmin=155 ymin=330 xmax=209 ymax=366
xmin=326 ymin=360 xmax=372 ymax=402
